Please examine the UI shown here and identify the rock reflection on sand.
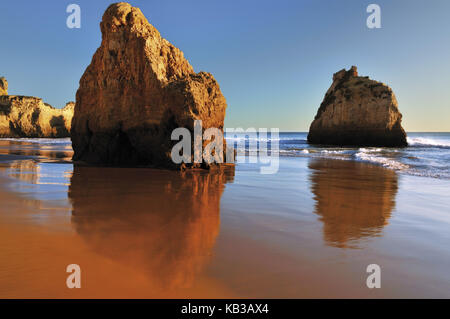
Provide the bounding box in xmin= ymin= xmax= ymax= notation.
xmin=68 ymin=166 xmax=234 ymax=290
xmin=308 ymin=159 xmax=398 ymax=249
xmin=0 ymin=139 xmax=73 ymax=162
xmin=4 ymin=159 xmax=40 ymax=184
xmin=0 ymin=159 xmax=72 ymax=188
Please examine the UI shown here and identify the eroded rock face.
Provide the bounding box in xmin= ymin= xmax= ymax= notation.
xmin=0 ymin=77 xmax=7 ymax=96
xmin=0 ymin=78 xmax=74 ymax=138
xmin=71 ymin=2 xmax=228 ymax=168
xmin=307 ymin=66 xmax=407 ymax=146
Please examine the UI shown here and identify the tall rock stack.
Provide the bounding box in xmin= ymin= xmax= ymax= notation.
xmin=307 ymin=66 xmax=407 ymax=147
xmin=71 ymin=2 xmax=229 ymax=168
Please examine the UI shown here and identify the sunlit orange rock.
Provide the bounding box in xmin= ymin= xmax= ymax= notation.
xmin=71 ymin=3 xmax=228 ymax=168
xmin=0 ymin=91 xmax=74 ymax=138
xmin=308 ymin=66 xmax=407 ymax=146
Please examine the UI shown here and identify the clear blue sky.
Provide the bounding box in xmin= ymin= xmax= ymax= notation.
xmin=1 ymin=0 xmax=449 ymax=131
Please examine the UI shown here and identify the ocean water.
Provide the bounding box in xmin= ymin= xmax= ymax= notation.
xmin=1 ymin=134 xmax=449 ymax=179
xmin=226 ymin=132 xmax=450 ymax=179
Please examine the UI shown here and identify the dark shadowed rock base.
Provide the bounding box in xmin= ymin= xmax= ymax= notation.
xmin=308 ymin=124 xmax=407 ymax=147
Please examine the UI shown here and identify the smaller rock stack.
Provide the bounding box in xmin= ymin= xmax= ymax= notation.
xmin=307 ymin=66 xmax=407 ymax=147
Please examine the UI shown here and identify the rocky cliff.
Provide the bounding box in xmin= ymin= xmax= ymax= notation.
xmin=307 ymin=66 xmax=407 ymax=147
xmin=0 ymin=78 xmax=74 ymax=138
xmin=0 ymin=77 xmax=7 ymax=96
xmin=71 ymin=2 xmax=228 ymax=168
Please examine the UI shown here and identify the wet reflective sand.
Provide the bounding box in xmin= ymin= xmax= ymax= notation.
xmin=0 ymin=140 xmax=449 ymax=298
xmin=70 ymin=166 xmax=234 ymax=291
xmin=309 ymin=159 xmax=398 ymax=248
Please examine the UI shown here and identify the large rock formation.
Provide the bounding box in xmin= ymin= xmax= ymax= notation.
xmin=71 ymin=3 xmax=229 ymax=168
xmin=307 ymin=66 xmax=407 ymax=147
xmin=0 ymin=77 xmax=74 ymax=138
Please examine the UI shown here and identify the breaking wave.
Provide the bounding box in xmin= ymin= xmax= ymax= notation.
xmin=407 ymin=137 xmax=450 ymax=148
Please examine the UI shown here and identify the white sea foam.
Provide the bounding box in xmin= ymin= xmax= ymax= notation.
xmin=355 ymin=149 xmax=409 ymax=170
xmin=321 ymin=150 xmax=347 ymax=154
xmin=358 ymin=148 xmax=382 ymax=152
xmin=278 ymin=149 xmax=310 ymax=156
xmin=407 ymin=137 xmax=450 ymax=147
xmin=225 ymin=135 xmax=307 ymax=143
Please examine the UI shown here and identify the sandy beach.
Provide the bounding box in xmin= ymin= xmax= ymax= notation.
xmin=0 ymin=139 xmax=449 ymax=298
